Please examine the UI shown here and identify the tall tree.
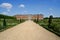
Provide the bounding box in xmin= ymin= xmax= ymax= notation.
xmin=3 ymin=18 xmax=6 ymax=28
xmin=36 ymin=14 xmax=39 ymax=23
xmin=48 ymin=15 xmax=53 ymax=28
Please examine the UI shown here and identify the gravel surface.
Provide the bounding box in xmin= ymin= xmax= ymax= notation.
xmin=0 ymin=20 xmax=60 ymax=40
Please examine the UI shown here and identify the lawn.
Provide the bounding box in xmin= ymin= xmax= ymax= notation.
xmin=34 ymin=18 xmax=60 ymax=36
xmin=0 ymin=14 xmax=25 ymax=32
xmin=0 ymin=19 xmax=26 ymax=32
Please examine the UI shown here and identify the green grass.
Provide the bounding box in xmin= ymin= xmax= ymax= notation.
xmin=0 ymin=19 xmax=25 ymax=32
xmin=34 ymin=18 xmax=60 ymax=37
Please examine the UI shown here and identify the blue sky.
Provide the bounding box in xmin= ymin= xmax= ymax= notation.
xmin=0 ymin=0 xmax=60 ymax=17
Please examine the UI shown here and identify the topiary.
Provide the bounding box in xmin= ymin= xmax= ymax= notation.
xmin=48 ymin=15 xmax=53 ymax=28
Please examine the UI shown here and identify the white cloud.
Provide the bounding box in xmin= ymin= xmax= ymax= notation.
xmin=19 ymin=4 xmax=25 ymax=8
xmin=0 ymin=3 xmax=12 ymax=11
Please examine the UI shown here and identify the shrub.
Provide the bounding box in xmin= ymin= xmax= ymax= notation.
xmin=48 ymin=15 xmax=53 ymax=28
xmin=3 ymin=18 xmax=7 ymax=28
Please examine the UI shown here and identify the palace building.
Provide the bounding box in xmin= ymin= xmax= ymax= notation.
xmin=15 ymin=14 xmax=44 ymax=20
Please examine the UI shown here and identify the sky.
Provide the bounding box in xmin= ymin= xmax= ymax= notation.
xmin=0 ymin=0 xmax=60 ymax=17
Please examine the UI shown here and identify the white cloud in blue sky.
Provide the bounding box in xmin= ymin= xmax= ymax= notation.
xmin=19 ymin=4 xmax=25 ymax=8
xmin=0 ymin=3 xmax=12 ymax=11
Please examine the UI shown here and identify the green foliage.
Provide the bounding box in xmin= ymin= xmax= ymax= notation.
xmin=19 ymin=19 xmax=25 ymax=23
xmin=3 ymin=18 xmax=6 ymax=27
xmin=34 ymin=17 xmax=60 ymax=36
xmin=0 ymin=14 xmax=16 ymax=19
xmin=48 ymin=15 xmax=53 ymax=28
xmin=33 ymin=19 xmax=37 ymax=23
xmin=0 ymin=14 xmax=21 ymax=32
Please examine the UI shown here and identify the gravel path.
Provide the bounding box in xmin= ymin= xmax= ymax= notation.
xmin=0 ymin=20 xmax=60 ymax=40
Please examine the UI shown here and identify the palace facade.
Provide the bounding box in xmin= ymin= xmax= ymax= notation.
xmin=15 ymin=14 xmax=44 ymax=20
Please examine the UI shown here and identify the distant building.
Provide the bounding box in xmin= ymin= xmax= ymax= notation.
xmin=15 ymin=14 xmax=44 ymax=20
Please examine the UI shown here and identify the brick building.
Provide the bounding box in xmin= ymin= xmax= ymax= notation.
xmin=15 ymin=14 xmax=44 ymax=20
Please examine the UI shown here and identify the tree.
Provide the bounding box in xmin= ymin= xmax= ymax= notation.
xmin=48 ymin=15 xmax=53 ymax=28
xmin=36 ymin=14 xmax=39 ymax=23
xmin=20 ymin=18 xmax=22 ymax=22
xmin=3 ymin=18 xmax=6 ymax=28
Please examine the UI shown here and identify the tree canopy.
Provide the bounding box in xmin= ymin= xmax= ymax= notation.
xmin=0 ymin=14 xmax=16 ymax=19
